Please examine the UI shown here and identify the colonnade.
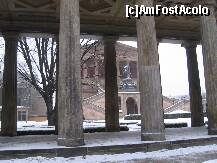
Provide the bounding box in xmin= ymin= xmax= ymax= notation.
xmin=1 ymin=0 xmax=217 ymax=147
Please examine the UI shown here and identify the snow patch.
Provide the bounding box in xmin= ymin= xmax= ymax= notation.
xmin=167 ymin=110 xmax=190 ymax=114
xmin=203 ymin=160 xmax=217 ymax=163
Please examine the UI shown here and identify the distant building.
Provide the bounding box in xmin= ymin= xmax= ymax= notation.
xmin=82 ymin=42 xmax=195 ymax=120
xmin=0 ymin=72 xmax=47 ymax=122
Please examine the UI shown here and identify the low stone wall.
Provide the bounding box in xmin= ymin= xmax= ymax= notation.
xmin=124 ymin=113 xmax=207 ymax=120
xmin=164 ymin=113 xmax=207 ymax=119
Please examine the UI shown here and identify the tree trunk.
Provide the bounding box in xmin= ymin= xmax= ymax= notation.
xmin=53 ymin=105 xmax=58 ymax=134
xmin=44 ymin=96 xmax=55 ymax=126
xmin=47 ymin=109 xmax=57 ymax=126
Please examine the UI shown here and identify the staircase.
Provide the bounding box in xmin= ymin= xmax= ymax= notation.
xmin=83 ymin=80 xmax=105 ymax=113
xmin=84 ymin=103 xmax=105 ymax=113
xmin=83 ymin=91 xmax=105 ymax=104
xmin=163 ymin=96 xmax=176 ymax=103
xmin=83 ymin=80 xmax=189 ymax=115
xmin=164 ymin=99 xmax=189 ymax=113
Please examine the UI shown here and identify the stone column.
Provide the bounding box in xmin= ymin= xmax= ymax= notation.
xmin=182 ymin=41 xmax=204 ymax=127
xmin=1 ymin=32 xmax=19 ymax=136
xmin=200 ymin=4 xmax=217 ymax=135
xmin=58 ymin=0 xmax=84 ymax=146
xmin=136 ymin=0 xmax=165 ymax=141
xmin=104 ymin=36 xmax=120 ymax=132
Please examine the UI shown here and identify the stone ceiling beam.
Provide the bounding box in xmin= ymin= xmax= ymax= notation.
xmin=0 ymin=19 xmax=200 ymax=41
xmin=103 ymin=0 xmax=115 ymax=6
xmin=0 ymin=0 xmax=215 ymax=41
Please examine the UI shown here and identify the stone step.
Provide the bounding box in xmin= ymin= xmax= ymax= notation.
xmin=1 ymin=136 xmax=217 ymax=159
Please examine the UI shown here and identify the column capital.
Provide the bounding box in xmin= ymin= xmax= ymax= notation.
xmin=103 ymin=35 xmax=119 ymax=43
xmin=2 ymin=31 xmax=20 ymax=39
xmin=181 ymin=41 xmax=198 ymax=49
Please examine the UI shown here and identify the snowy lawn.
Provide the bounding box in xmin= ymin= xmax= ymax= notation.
xmin=0 ymin=116 xmax=208 ymax=132
xmin=0 ymin=109 xmax=209 ymax=131
xmin=167 ymin=110 xmax=190 ymax=114
xmin=17 ymin=121 xmax=55 ymax=131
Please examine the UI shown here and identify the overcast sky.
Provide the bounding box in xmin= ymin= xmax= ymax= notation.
xmin=121 ymin=41 xmax=206 ymax=97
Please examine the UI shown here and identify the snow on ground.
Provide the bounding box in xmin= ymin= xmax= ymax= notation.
xmin=17 ymin=121 xmax=55 ymax=131
xmin=0 ymin=141 xmax=61 ymax=150
xmin=84 ymin=117 xmax=208 ymax=131
xmin=203 ymin=160 xmax=217 ymax=163
xmin=0 ymin=115 xmax=209 ymax=132
xmin=167 ymin=109 xmax=190 ymax=114
xmin=0 ymin=109 xmax=209 ymax=131
xmin=1 ymin=144 xmax=217 ymax=163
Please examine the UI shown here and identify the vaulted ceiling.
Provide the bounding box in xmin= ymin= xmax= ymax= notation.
xmin=0 ymin=0 xmax=216 ymax=41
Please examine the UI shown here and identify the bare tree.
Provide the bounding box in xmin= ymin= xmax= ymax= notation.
xmin=18 ymin=37 xmax=100 ymax=126
xmin=0 ymin=39 xmax=5 ymax=87
xmin=80 ymin=39 xmax=102 ymax=90
xmin=18 ymin=37 xmax=57 ymax=126
xmin=80 ymin=39 xmax=100 ymax=66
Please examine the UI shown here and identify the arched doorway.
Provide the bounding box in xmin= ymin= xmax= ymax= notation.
xmin=126 ymin=97 xmax=138 ymax=115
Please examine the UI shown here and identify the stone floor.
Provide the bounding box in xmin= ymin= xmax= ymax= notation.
xmin=0 ymin=127 xmax=216 ymax=151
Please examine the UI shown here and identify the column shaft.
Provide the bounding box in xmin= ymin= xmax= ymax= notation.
xmin=1 ymin=32 xmax=18 ymax=136
xmin=58 ymin=0 xmax=84 ymax=146
xmin=136 ymin=0 xmax=165 ymax=141
xmin=200 ymin=5 xmax=217 ymax=134
xmin=104 ymin=36 xmax=120 ymax=132
xmin=182 ymin=41 xmax=204 ymax=127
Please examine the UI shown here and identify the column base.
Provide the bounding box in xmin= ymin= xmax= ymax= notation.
xmin=141 ymin=132 xmax=165 ymax=141
xmin=106 ymin=126 xmax=120 ymax=132
xmin=208 ymin=129 xmax=217 ymax=135
xmin=58 ymin=138 xmax=85 ymax=147
xmin=191 ymin=122 xmax=205 ymax=127
xmin=0 ymin=132 xmax=17 ymax=137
